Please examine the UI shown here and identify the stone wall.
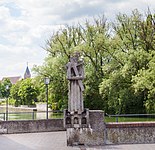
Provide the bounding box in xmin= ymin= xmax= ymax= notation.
xmin=0 ymin=112 xmax=155 ymax=146
xmin=0 ymin=106 xmax=35 ymax=112
xmin=106 ymin=122 xmax=155 ymax=144
xmin=36 ymin=103 xmax=51 ymax=111
xmin=0 ymin=119 xmax=65 ymax=134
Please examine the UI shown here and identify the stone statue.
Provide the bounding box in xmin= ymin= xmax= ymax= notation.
xmin=66 ymin=52 xmax=84 ymax=114
xmin=64 ymin=52 xmax=104 ymax=146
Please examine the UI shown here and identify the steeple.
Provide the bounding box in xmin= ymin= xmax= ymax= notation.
xmin=24 ymin=63 xmax=31 ymax=79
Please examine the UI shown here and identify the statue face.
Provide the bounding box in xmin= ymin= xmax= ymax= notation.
xmin=70 ymin=55 xmax=78 ymax=63
xmin=69 ymin=52 xmax=81 ymax=63
xmin=70 ymin=57 xmax=75 ymax=63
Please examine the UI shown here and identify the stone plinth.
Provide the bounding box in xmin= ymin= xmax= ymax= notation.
xmin=64 ymin=108 xmax=89 ymax=129
xmin=66 ymin=110 xmax=104 ymax=146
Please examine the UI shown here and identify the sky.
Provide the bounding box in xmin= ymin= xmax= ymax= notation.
xmin=0 ymin=0 xmax=155 ymax=79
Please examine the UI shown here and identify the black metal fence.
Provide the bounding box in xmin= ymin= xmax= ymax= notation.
xmin=2 ymin=111 xmax=155 ymax=122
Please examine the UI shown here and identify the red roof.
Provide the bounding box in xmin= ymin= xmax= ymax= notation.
xmin=2 ymin=76 xmax=22 ymax=84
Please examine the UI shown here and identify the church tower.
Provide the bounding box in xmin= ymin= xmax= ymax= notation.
xmin=24 ymin=63 xmax=31 ymax=79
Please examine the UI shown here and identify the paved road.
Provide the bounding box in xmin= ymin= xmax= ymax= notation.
xmin=0 ymin=131 xmax=155 ymax=150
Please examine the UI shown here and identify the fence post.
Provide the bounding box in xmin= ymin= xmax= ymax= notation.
xmin=116 ymin=116 xmax=118 ymax=122
xmin=32 ymin=112 xmax=35 ymax=120
xmin=4 ymin=113 xmax=5 ymax=121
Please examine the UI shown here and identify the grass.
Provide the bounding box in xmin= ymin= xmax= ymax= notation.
xmin=49 ymin=113 xmax=63 ymax=119
xmin=8 ymin=112 xmax=34 ymax=120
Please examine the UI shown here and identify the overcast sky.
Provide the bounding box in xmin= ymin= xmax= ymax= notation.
xmin=0 ymin=0 xmax=154 ymax=79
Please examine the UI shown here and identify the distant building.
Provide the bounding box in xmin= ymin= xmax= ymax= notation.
xmin=24 ymin=65 xmax=31 ymax=79
xmin=2 ymin=76 xmax=22 ymax=84
xmin=1 ymin=65 xmax=31 ymax=84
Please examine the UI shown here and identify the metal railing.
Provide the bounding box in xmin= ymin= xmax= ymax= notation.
xmin=0 ymin=110 xmax=63 ymax=121
xmin=105 ymin=113 xmax=155 ymax=122
xmin=3 ymin=111 xmax=155 ymax=122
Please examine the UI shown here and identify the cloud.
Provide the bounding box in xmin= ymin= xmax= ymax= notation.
xmin=0 ymin=0 xmax=155 ymax=79
xmin=0 ymin=43 xmax=45 ymax=78
xmin=59 ymin=1 xmax=103 ymax=20
xmin=0 ymin=5 xmax=10 ymax=20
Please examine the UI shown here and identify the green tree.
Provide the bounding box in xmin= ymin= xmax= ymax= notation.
xmin=33 ymin=16 xmax=110 ymax=110
xmin=10 ymin=80 xmax=22 ymax=106
xmin=33 ymin=56 xmax=68 ymax=110
xmin=18 ymin=78 xmax=39 ymax=106
xmin=34 ymin=9 xmax=155 ymax=114
xmin=0 ymin=78 xmax=12 ymax=98
xmin=100 ymin=10 xmax=155 ymax=114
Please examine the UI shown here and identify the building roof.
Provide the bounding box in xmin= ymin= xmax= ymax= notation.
xmin=24 ymin=66 xmax=31 ymax=79
xmin=2 ymin=76 xmax=22 ymax=84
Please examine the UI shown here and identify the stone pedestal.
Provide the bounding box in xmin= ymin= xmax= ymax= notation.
xmin=64 ymin=108 xmax=89 ymax=129
xmin=65 ymin=110 xmax=104 ymax=146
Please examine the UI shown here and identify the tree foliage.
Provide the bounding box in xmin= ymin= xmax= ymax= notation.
xmin=0 ymin=78 xmax=12 ymax=98
xmin=100 ymin=10 xmax=155 ymax=114
xmin=10 ymin=79 xmax=39 ymax=106
xmin=34 ymin=9 xmax=155 ymax=114
xmin=33 ymin=15 xmax=109 ymax=110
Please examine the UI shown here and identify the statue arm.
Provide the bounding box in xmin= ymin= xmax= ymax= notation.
xmin=66 ymin=62 xmax=71 ymax=79
xmin=68 ymin=76 xmax=84 ymax=80
xmin=67 ymin=61 xmax=84 ymax=91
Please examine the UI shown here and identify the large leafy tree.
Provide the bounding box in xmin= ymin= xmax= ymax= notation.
xmin=33 ymin=56 xmax=68 ymax=110
xmin=10 ymin=79 xmax=39 ymax=106
xmin=99 ymin=10 xmax=155 ymax=114
xmin=18 ymin=78 xmax=39 ymax=106
xmin=10 ymin=80 xmax=22 ymax=106
xmin=34 ymin=9 xmax=155 ymax=114
xmin=33 ymin=16 xmax=110 ymax=110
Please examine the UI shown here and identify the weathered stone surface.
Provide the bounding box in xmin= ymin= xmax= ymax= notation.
xmin=106 ymin=122 xmax=155 ymax=144
xmin=89 ymin=110 xmax=104 ymax=132
xmin=0 ymin=125 xmax=7 ymax=134
xmin=0 ymin=119 xmax=65 ymax=134
xmin=64 ymin=109 xmax=89 ymax=129
xmin=66 ymin=52 xmax=84 ymax=114
xmin=66 ymin=110 xmax=104 ymax=146
xmin=65 ymin=53 xmax=105 ymax=146
xmin=64 ymin=53 xmax=89 ymax=131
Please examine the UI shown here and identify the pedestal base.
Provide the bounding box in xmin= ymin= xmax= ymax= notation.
xmin=66 ymin=110 xmax=104 ymax=146
xmin=64 ymin=109 xmax=89 ymax=128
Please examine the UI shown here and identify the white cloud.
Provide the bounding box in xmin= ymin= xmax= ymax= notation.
xmin=0 ymin=0 xmax=155 ymax=79
xmin=0 ymin=5 xmax=10 ymax=20
xmin=7 ymin=19 xmax=29 ymax=31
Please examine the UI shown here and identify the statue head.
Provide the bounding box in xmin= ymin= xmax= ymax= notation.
xmin=70 ymin=52 xmax=80 ymax=63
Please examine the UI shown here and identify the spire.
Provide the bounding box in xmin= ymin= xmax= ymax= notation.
xmin=24 ymin=63 xmax=31 ymax=79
